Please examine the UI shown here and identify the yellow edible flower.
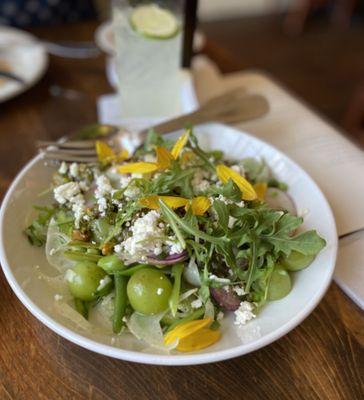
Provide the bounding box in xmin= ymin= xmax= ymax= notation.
xmin=171 ymin=130 xmax=190 ymax=159
xmin=165 ymin=317 xmax=221 ymax=352
xmin=117 ymin=162 xmax=158 ymax=174
xmin=139 ymin=195 xmax=189 ymax=210
xmin=96 ymin=141 xmax=128 ymax=164
xmin=155 ymin=146 xmax=173 ymax=170
xmin=254 ymin=182 xmax=267 ymax=201
xmin=190 ymin=196 xmax=211 ymax=216
xmin=216 ymin=164 xmax=257 ymax=201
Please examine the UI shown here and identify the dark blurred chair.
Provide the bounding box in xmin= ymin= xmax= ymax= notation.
xmin=0 ymin=0 xmax=96 ymax=27
xmin=284 ymin=0 xmax=357 ymax=34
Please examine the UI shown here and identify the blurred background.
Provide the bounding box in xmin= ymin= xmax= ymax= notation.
xmin=1 ymin=0 xmax=364 ymax=145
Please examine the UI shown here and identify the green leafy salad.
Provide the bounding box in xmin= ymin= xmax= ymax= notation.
xmin=25 ymin=128 xmax=326 ymax=352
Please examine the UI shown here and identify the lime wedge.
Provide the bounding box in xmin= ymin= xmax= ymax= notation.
xmin=130 ymin=4 xmax=179 ymax=40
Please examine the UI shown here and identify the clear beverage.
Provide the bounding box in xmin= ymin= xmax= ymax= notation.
xmin=112 ymin=1 xmax=183 ymax=118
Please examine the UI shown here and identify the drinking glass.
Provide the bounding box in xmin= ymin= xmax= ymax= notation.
xmin=112 ymin=0 xmax=184 ymax=118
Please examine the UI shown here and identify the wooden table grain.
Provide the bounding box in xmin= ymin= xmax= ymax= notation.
xmin=0 ymin=19 xmax=363 ymax=400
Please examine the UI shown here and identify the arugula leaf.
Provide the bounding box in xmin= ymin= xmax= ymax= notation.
xmin=24 ymin=206 xmax=56 ymax=246
xmin=213 ymin=200 xmax=229 ymax=233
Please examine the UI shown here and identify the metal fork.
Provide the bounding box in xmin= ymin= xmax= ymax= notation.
xmin=37 ymin=89 xmax=269 ymax=163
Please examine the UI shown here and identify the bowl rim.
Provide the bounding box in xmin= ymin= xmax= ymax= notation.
xmin=0 ymin=123 xmax=338 ymax=365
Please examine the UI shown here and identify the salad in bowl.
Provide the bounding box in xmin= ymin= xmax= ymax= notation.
xmin=25 ymin=128 xmax=326 ymax=353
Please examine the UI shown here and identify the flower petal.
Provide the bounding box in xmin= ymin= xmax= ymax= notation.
xmin=96 ymin=141 xmax=116 ymax=164
xmin=176 ymin=328 xmax=221 ymax=352
xmin=181 ymin=150 xmax=196 ymax=165
xmin=254 ymin=182 xmax=267 ymax=201
xmin=117 ymin=149 xmax=129 ymax=162
xmin=155 ymin=146 xmax=173 ymax=170
xmin=139 ymin=195 xmax=189 ymax=210
xmin=117 ymin=162 xmax=158 ymax=174
xmin=164 ymin=317 xmax=212 ymax=345
xmin=171 ymin=130 xmax=190 ymax=159
xmin=216 ymin=165 xmax=257 ymax=201
xmin=190 ymin=196 xmax=211 ymax=216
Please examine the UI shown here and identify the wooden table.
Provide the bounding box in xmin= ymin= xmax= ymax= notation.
xmin=0 ymin=19 xmax=363 ymax=400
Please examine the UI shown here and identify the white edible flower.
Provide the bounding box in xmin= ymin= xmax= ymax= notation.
xmin=234 ymin=301 xmax=256 ymax=326
xmin=58 ymin=162 xmax=68 ymax=175
xmin=191 ymin=298 xmax=203 ymax=309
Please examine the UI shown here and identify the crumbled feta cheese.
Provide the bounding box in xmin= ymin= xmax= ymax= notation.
xmin=114 ymin=244 xmax=122 ymax=253
xmin=191 ymin=298 xmax=203 ymax=309
xmin=228 ymin=216 xmax=237 ymax=228
xmin=124 ymin=185 xmax=140 ymax=199
xmin=234 ymin=301 xmax=256 ymax=325
xmin=96 ymin=275 xmax=112 ymax=291
xmin=233 ymin=286 xmax=246 ymax=296
xmin=118 ymin=210 xmax=165 ymax=260
xmin=217 ymin=311 xmax=224 ymax=321
xmin=69 ymin=162 xmax=79 ymax=178
xmin=120 ymin=176 xmax=131 ymax=189
xmin=223 ymin=285 xmax=230 ymax=293
xmin=95 ymin=175 xmax=113 ymax=215
xmin=192 ymin=170 xmax=210 ymax=193
xmin=166 ymin=236 xmax=184 ymax=255
xmin=209 ymin=274 xmax=231 ymax=284
xmin=54 ymin=294 xmax=63 ymax=301
xmin=54 ymin=182 xmax=81 ymax=205
xmin=58 ymin=162 xmax=68 ymax=175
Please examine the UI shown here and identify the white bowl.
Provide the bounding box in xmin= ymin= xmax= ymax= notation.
xmin=0 ymin=123 xmax=337 ymax=365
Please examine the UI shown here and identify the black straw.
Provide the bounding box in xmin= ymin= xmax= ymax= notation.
xmin=182 ymin=0 xmax=198 ymax=68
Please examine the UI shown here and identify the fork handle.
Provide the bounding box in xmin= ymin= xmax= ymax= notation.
xmin=139 ymin=93 xmax=269 ymax=137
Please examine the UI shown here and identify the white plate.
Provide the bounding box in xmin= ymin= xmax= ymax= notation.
xmin=0 ymin=123 xmax=337 ymax=365
xmin=0 ymin=26 xmax=48 ymax=103
xmin=95 ymin=20 xmax=205 ymax=56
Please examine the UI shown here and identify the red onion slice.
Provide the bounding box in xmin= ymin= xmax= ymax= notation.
xmin=146 ymin=250 xmax=188 ymax=266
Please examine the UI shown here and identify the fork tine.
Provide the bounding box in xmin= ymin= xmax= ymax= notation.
xmin=41 ymin=152 xmax=98 ymax=163
xmin=39 ymin=148 xmax=97 ymax=156
xmin=37 ymin=139 xmax=96 ymax=149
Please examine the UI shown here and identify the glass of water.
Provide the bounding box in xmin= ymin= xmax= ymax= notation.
xmin=112 ymin=0 xmax=184 ymax=118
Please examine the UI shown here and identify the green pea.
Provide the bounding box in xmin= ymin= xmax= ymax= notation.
xmin=127 ymin=269 xmax=172 ymax=315
xmin=281 ymin=251 xmax=315 ymax=271
xmin=267 ymin=264 xmax=292 ymax=301
xmin=66 ymin=261 xmax=106 ymax=301
xmin=98 ymin=255 xmax=126 ymax=273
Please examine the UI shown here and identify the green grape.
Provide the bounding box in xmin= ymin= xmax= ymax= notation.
xmin=127 ymin=269 xmax=172 ymax=315
xmin=267 ymin=265 xmax=292 ymax=301
xmin=281 ymin=251 xmax=315 ymax=271
xmin=98 ymin=255 xmax=126 ymax=273
xmin=66 ymin=261 xmax=106 ymax=301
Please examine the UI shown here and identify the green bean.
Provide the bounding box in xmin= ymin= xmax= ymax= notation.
xmin=74 ymin=298 xmax=89 ymax=320
xmin=169 ymin=263 xmax=184 ymax=317
xmin=113 ymin=275 xmax=128 ymax=334
xmin=115 ymin=263 xmax=151 ymax=277
xmin=64 ymin=250 xmax=102 ymax=262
